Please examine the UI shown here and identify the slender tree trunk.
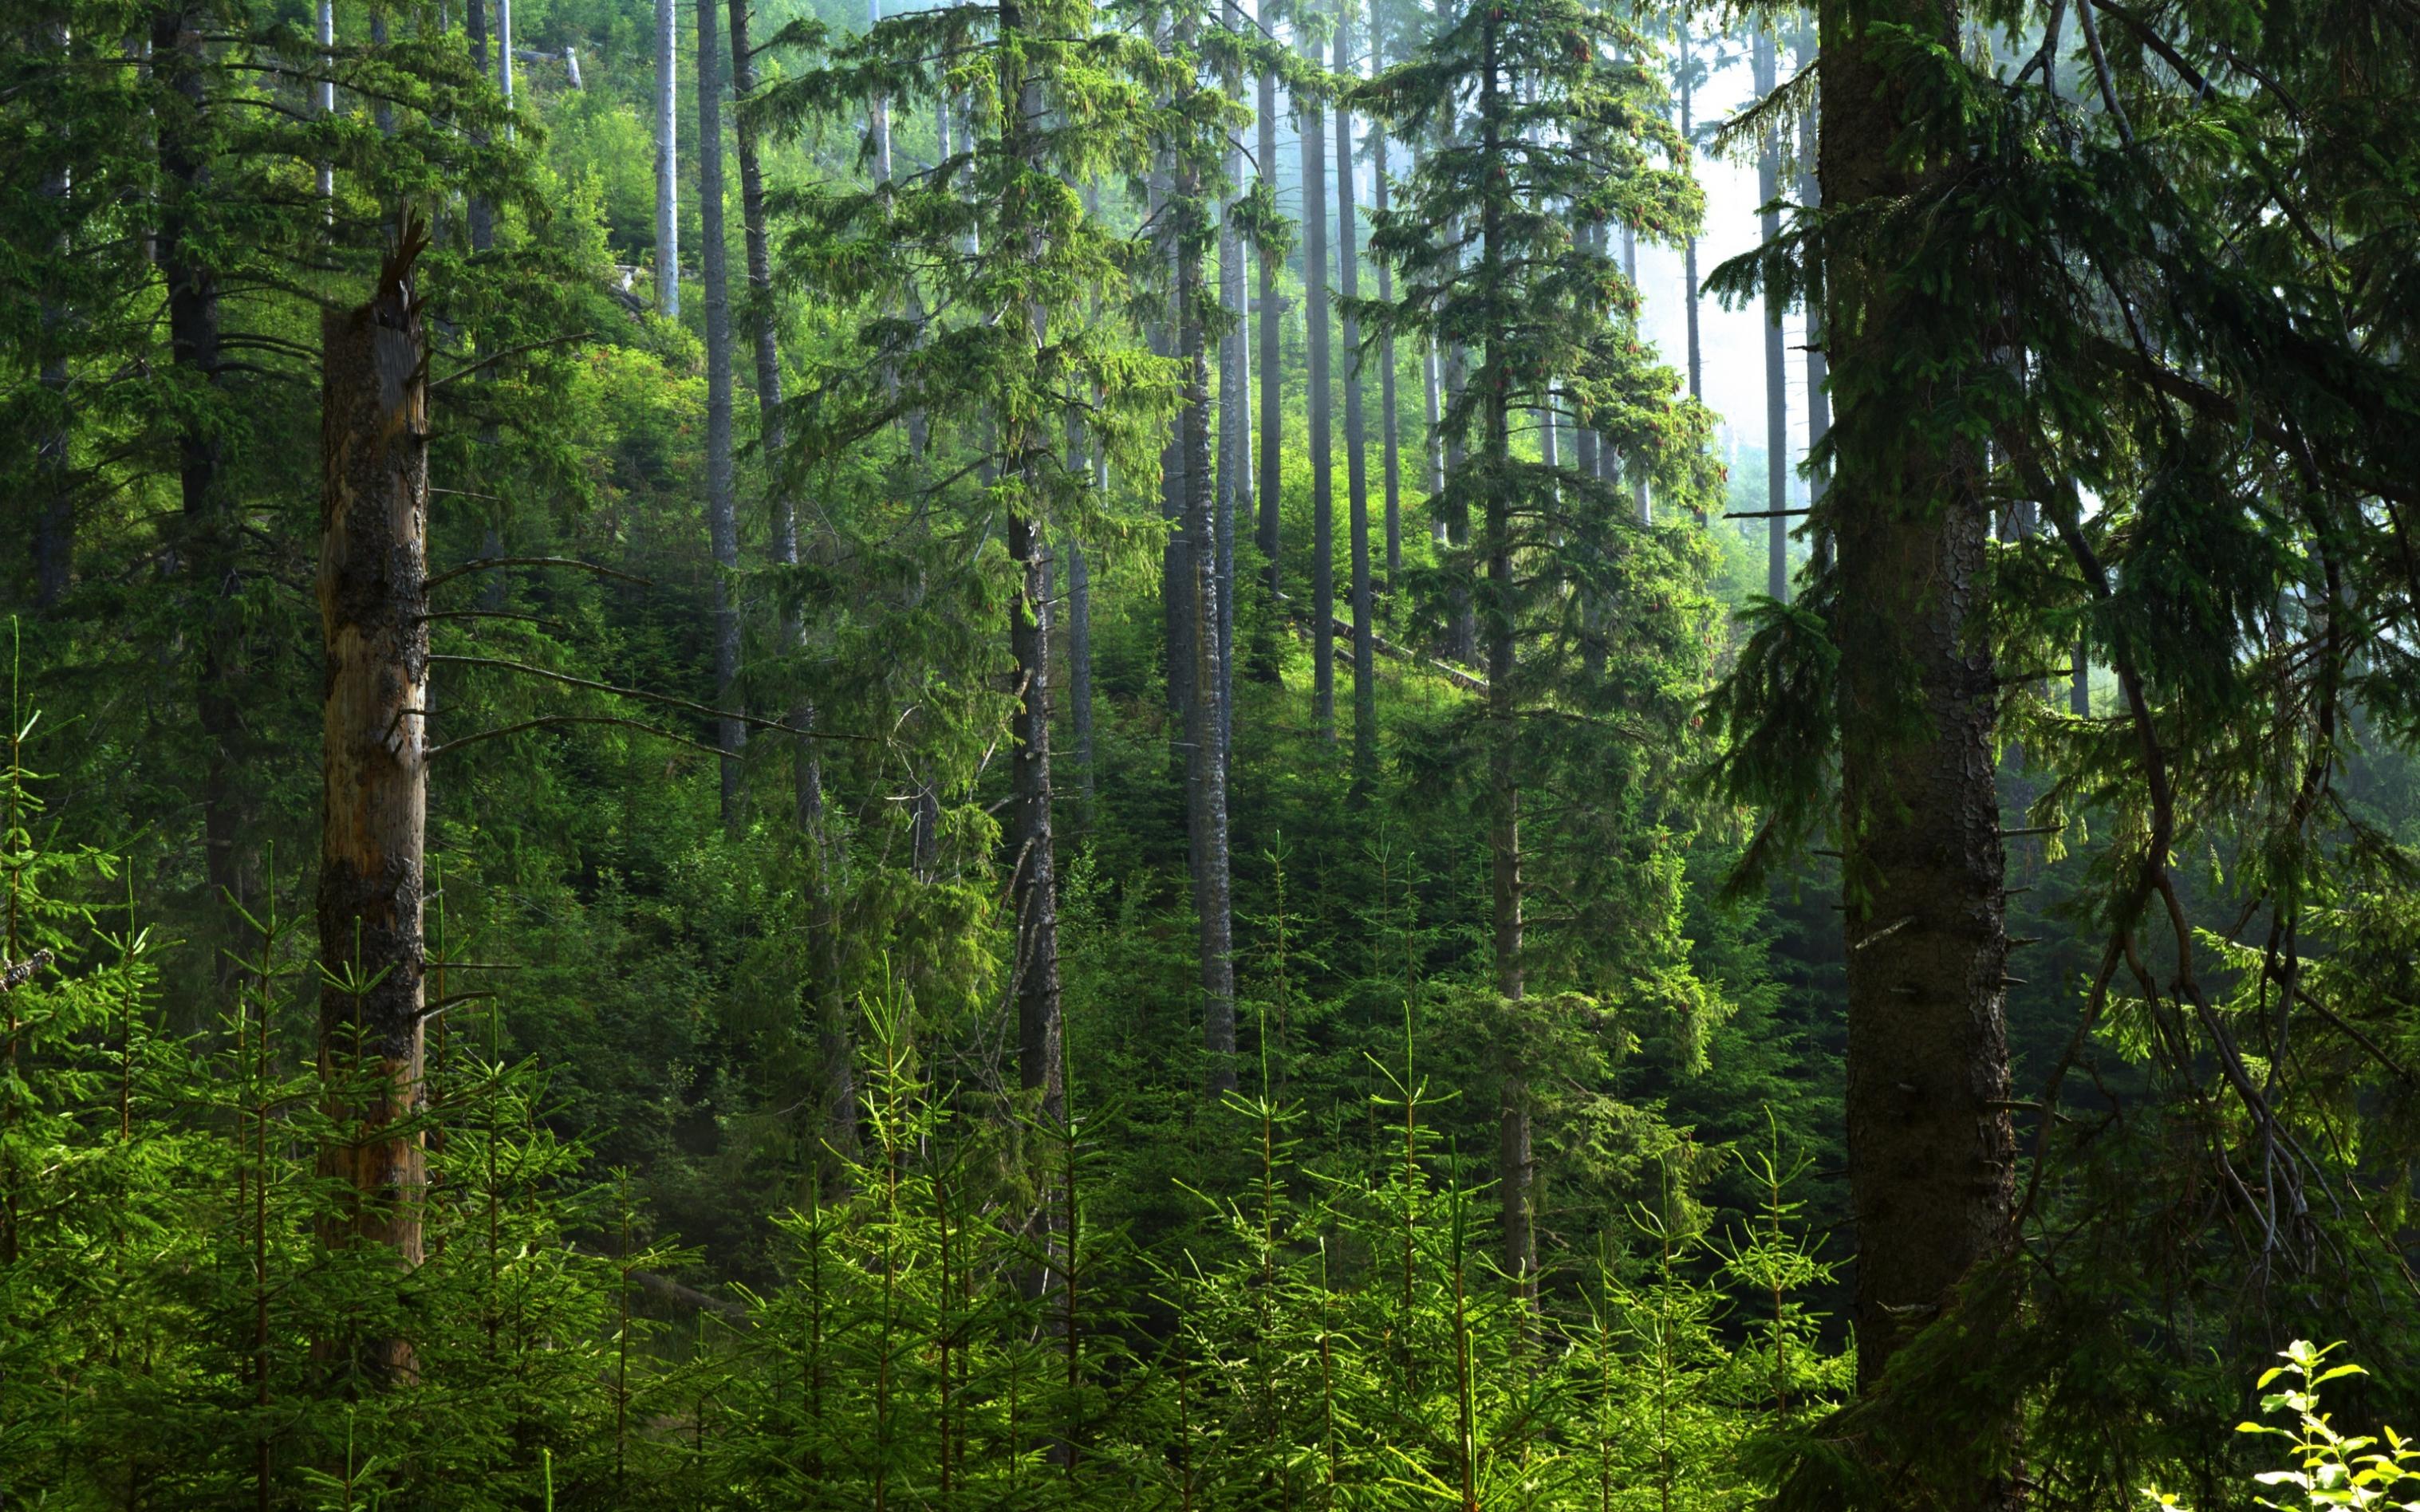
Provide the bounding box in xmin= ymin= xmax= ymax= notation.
xmin=1756 ymin=30 xmax=1787 ymax=600
xmin=1301 ymin=48 xmax=1334 ymax=736
xmin=370 ymin=9 xmax=394 ymax=136
xmin=315 ymin=0 xmax=335 ymax=207
xmin=1177 ymin=94 xmax=1238 ymax=1097
xmin=467 ymin=0 xmax=494 ymax=249
xmin=730 ymin=0 xmax=818 ymax=829
xmin=867 ymin=0 xmax=889 ymax=181
xmin=1336 ymin=20 xmax=1374 ymax=784
xmin=497 ymin=0 xmax=513 ymax=114
xmin=1823 ymin=0 xmax=2018 ymax=1471
xmin=1476 ymin=10 xmax=1531 ymax=1310
xmin=35 ymin=58 xmax=71 ymax=608
xmin=654 ymin=0 xmax=679 ymax=315
xmin=1374 ymin=124 xmax=1401 ymax=586
xmin=1421 ymin=140 xmax=1444 ymax=517
xmin=700 ymin=0 xmax=743 ymax=827
xmin=316 ymin=227 xmax=432 ymax=1378
xmin=1797 ymin=33 xmax=1831 ymax=570
xmin=1679 ymin=25 xmax=1701 ymax=405
xmin=1255 ymin=31 xmax=1282 ymax=595
xmin=1000 ymin=0 xmax=1065 ymax=1130
xmin=154 ymin=4 xmax=259 ymax=955
xmin=1216 ymin=0 xmax=1246 ymax=768
xmin=1153 ymin=157 xmax=1195 ymax=728
xmin=1572 ymin=214 xmax=1599 ymax=482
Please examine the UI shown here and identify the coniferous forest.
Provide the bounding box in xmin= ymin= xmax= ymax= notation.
xmin=3 ymin=0 xmax=2418 ymax=1499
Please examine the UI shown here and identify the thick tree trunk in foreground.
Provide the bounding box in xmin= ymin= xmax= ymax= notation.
xmin=1301 ymin=57 xmax=1334 ymax=736
xmin=1823 ymin=0 xmax=2018 ymax=1472
xmin=316 ymin=226 xmax=432 ymax=1375
xmin=653 ymin=0 xmax=679 ymax=315
xmin=700 ymin=0 xmax=743 ymax=827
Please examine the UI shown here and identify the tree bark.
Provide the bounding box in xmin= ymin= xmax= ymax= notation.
xmin=1000 ymin=0 xmax=1065 ymax=1130
xmin=35 ymin=50 xmax=71 ymax=608
xmin=153 ymin=4 xmax=260 ymax=959
xmin=467 ymin=0 xmax=495 ymax=249
xmin=1374 ymin=124 xmax=1401 ymax=586
xmin=1756 ymin=29 xmax=1788 ymax=601
xmin=1255 ymin=36 xmax=1283 ymax=604
xmin=1178 ymin=86 xmax=1238 ymax=1098
xmin=1797 ymin=30 xmax=1831 ymax=570
xmin=654 ymin=0 xmax=679 ymax=315
xmin=316 ymin=224 xmax=432 ymax=1378
xmin=1679 ymin=25 xmax=1701 ymax=406
xmin=1476 ymin=9 xmax=1531 ymax=1309
xmin=1337 ymin=20 xmax=1374 ymax=786
xmin=699 ymin=0 xmax=743 ymax=828
xmin=730 ymin=0 xmax=822 ymax=832
xmin=1823 ymin=0 xmax=2018 ymax=1469
xmin=1301 ymin=44 xmax=1334 ymax=736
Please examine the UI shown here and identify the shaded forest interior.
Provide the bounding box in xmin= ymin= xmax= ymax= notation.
xmin=3 ymin=0 xmax=2419 ymax=1502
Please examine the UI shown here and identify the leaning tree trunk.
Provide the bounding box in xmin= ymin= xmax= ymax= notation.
xmin=1337 ymin=19 xmax=1375 ymax=788
xmin=1177 ymin=84 xmax=1239 ymax=1099
xmin=1756 ymin=29 xmax=1788 ymax=601
xmin=315 ymin=223 xmax=432 ymax=1379
xmin=653 ymin=0 xmax=679 ymax=315
xmin=1301 ymin=47 xmax=1334 ymax=737
xmin=699 ymin=0 xmax=743 ymax=827
xmin=1823 ymin=0 xmax=2018 ymax=1482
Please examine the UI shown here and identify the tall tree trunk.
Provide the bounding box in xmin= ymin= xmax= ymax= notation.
xmin=654 ymin=0 xmax=679 ymax=315
xmin=731 ymin=0 xmax=849 ymax=1171
xmin=1301 ymin=44 xmax=1334 ymax=737
xmin=1756 ymin=29 xmax=1788 ymax=600
xmin=1336 ymin=19 xmax=1374 ymax=785
xmin=1177 ymin=94 xmax=1238 ymax=1098
xmin=316 ymin=0 xmax=335 ymax=207
xmin=1255 ymin=40 xmax=1283 ymax=618
xmin=1153 ymin=157 xmax=1194 ymax=727
xmin=369 ymin=9 xmax=394 ymax=136
xmin=1797 ymin=30 xmax=1830 ymax=570
xmin=700 ymin=0 xmax=743 ymax=828
xmin=1476 ymin=10 xmax=1531 ymax=1309
xmin=35 ymin=45 xmax=72 ymax=608
xmin=315 ymin=226 xmax=432 ymax=1377
xmin=1000 ymin=0 xmax=1065 ymax=1131
xmin=867 ymin=0 xmax=889 ymax=182
xmin=1421 ymin=140 xmax=1444 ymax=518
xmin=468 ymin=0 xmax=495 ymax=249
xmin=1823 ymin=0 xmax=2017 ymax=1470
xmin=1572 ymin=215 xmax=1600 ymax=482
xmin=154 ymin=4 xmax=258 ymax=958
xmin=1216 ymin=0 xmax=1246 ymax=768
xmin=1679 ymin=24 xmax=1701 ymax=405
xmin=1374 ymin=124 xmax=1401 ymax=586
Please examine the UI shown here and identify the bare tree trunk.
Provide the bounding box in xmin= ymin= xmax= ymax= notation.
xmin=1679 ymin=25 xmax=1701 ymax=405
xmin=369 ymin=9 xmax=394 ymax=136
xmin=1177 ymin=100 xmax=1238 ymax=1098
xmin=867 ymin=0 xmax=889 ymax=181
xmin=1336 ymin=18 xmax=1374 ymax=784
xmin=315 ymin=225 xmax=432 ymax=1378
xmin=1000 ymin=0 xmax=1065 ymax=1131
xmin=1216 ymin=0 xmax=1246 ymax=769
xmin=1374 ymin=124 xmax=1401 ymax=586
xmin=1823 ymin=0 xmax=2018 ymax=1470
xmin=654 ymin=0 xmax=679 ymax=315
xmin=1756 ymin=29 xmax=1787 ymax=600
xmin=467 ymin=0 xmax=494 ymax=249
xmin=730 ymin=0 xmax=818 ymax=830
xmin=1301 ymin=44 xmax=1334 ymax=736
xmin=1797 ymin=26 xmax=1830 ymax=569
xmin=1255 ymin=34 xmax=1283 ymax=605
xmin=700 ymin=0 xmax=743 ymax=827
